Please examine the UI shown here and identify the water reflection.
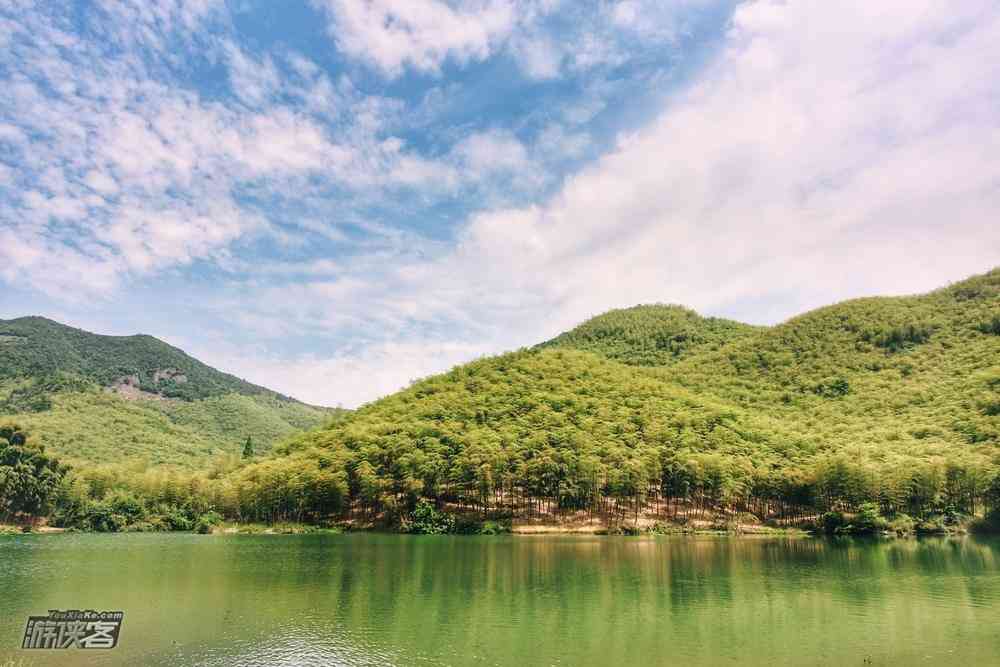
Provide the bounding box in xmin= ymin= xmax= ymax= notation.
xmin=1 ymin=534 xmax=998 ymax=666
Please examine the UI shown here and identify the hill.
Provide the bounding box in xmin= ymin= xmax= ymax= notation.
xmin=540 ymin=304 xmax=760 ymax=366
xmin=5 ymin=270 xmax=997 ymax=535
xmin=0 ymin=316 xmax=284 ymax=401
xmin=652 ymin=269 xmax=1000 ymax=451
xmin=223 ymin=268 xmax=1000 ymax=528
xmin=0 ymin=317 xmax=336 ymax=466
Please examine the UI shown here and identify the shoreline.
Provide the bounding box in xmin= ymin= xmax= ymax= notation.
xmin=5 ymin=521 xmax=987 ymax=538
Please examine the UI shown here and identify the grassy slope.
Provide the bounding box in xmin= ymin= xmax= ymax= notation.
xmin=1 ymin=390 xmax=336 ymax=466
xmin=0 ymin=317 xmax=336 ymax=466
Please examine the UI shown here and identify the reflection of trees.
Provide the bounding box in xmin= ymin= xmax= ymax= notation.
xmin=1 ymin=534 xmax=998 ymax=666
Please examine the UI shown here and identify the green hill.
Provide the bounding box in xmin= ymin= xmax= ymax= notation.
xmin=540 ymin=304 xmax=760 ymax=366
xmin=0 ymin=316 xmax=283 ymax=401
xmin=225 ymin=268 xmax=1000 ymax=527
xmin=5 ymin=271 xmax=998 ymax=534
xmin=0 ymin=317 xmax=336 ymax=466
xmin=653 ymin=269 xmax=1000 ymax=449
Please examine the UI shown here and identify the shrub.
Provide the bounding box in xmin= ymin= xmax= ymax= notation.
xmin=452 ymin=514 xmax=484 ymax=535
xmin=888 ymin=513 xmax=915 ymax=535
xmin=820 ymin=511 xmax=846 ymax=534
xmin=864 ymin=324 xmax=934 ymax=353
xmin=156 ymin=504 xmax=194 ymax=531
xmin=122 ymin=520 xmax=164 ymax=533
xmin=971 ymin=509 xmax=1000 ymax=534
xmin=813 ymin=378 xmax=850 ymax=398
xmin=977 ymin=316 xmax=1000 ymax=336
xmin=479 ymin=519 xmax=512 ymax=535
xmin=851 ymin=503 xmax=889 ymax=534
xmin=83 ymin=502 xmax=125 ymax=532
xmin=408 ymin=500 xmax=455 ymax=534
xmin=194 ymin=511 xmax=223 ymax=534
xmin=107 ymin=491 xmax=146 ymax=526
xmin=915 ymin=517 xmax=948 ymax=535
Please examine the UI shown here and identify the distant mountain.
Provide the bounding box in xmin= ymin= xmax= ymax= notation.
xmin=0 ymin=316 xmax=287 ymax=401
xmin=0 ymin=317 xmax=337 ymax=466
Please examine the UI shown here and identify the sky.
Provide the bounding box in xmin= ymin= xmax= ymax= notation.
xmin=1 ymin=0 xmax=998 ymax=408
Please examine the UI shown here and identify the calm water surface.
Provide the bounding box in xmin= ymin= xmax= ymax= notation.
xmin=1 ymin=533 xmax=998 ymax=666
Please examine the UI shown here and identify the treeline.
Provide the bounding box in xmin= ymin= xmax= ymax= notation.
xmin=5 ymin=414 xmax=1000 ymax=535
xmin=220 ymin=445 xmax=1000 ymax=532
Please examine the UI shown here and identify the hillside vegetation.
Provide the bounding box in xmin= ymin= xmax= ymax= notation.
xmin=0 ymin=317 xmax=334 ymax=466
xmin=656 ymin=273 xmax=1000 ymax=452
xmin=540 ymin=304 xmax=760 ymax=367
xmin=196 ymin=268 xmax=999 ymax=531
xmin=3 ymin=270 xmax=999 ymax=535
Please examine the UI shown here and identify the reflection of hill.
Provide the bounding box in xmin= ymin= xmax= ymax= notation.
xmin=1 ymin=534 xmax=998 ymax=666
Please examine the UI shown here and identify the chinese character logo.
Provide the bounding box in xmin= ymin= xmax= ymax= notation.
xmin=22 ymin=610 xmax=123 ymax=649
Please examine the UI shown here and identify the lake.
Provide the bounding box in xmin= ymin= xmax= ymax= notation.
xmin=1 ymin=533 xmax=998 ymax=666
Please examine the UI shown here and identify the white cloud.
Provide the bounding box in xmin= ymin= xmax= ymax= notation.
xmin=216 ymin=0 xmax=1000 ymax=406
xmin=224 ymin=43 xmax=282 ymax=107
xmin=510 ymin=33 xmax=562 ymax=79
xmin=453 ymin=129 xmax=531 ymax=174
xmin=0 ymin=5 xmax=500 ymax=297
xmin=84 ymin=170 xmax=119 ymax=195
xmin=447 ymin=0 xmax=1000 ymax=331
xmin=536 ymin=124 xmax=590 ymax=160
xmin=315 ymin=0 xmax=517 ymax=77
xmin=611 ymin=0 xmax=710 ymax=41
xmin=314 ymin=0 xmax=708 ymax=79
xmin=93 ymin=0 xmax=225 ymax=53
xmin=0 ymin=122 xmax=27 ymax=145
xmin=201 ymin=339 xmax=494 ymax=407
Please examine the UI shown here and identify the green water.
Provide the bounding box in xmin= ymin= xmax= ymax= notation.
xmin=1 ymin=534 xmax=998 ymax=666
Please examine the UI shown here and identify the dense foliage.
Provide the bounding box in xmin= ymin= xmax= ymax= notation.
xmin=540 ymin=304 xmax=759 ymax=367
xmin=0 ymin=388 xmax=336 ymax=466
xmin=0 ymin=424 xmax=65 ymax=522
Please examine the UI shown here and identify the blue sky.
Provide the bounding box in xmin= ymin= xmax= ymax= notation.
xmin=1 ymin=1 xmax=999 ymax=407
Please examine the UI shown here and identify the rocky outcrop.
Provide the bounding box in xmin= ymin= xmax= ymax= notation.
xmin=106 ymin=370 xmax=181 ymax=401
xmin=153 ymin=368 xmax=187 ymax=384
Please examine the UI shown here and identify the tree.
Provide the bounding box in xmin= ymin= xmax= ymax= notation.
xmin=0 ymin=424 xmax=65 ymax=523
xmin=0 ymin=424 xmax=26 ymax=447
xmin=242 ymin=436 xmax=254 ymax=459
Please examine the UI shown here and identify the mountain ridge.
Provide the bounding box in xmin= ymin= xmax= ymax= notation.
xmin=0 ymin=315 xmax=306 ymax=404
xmin=0 ymin=316 xmax=336 ymax=466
